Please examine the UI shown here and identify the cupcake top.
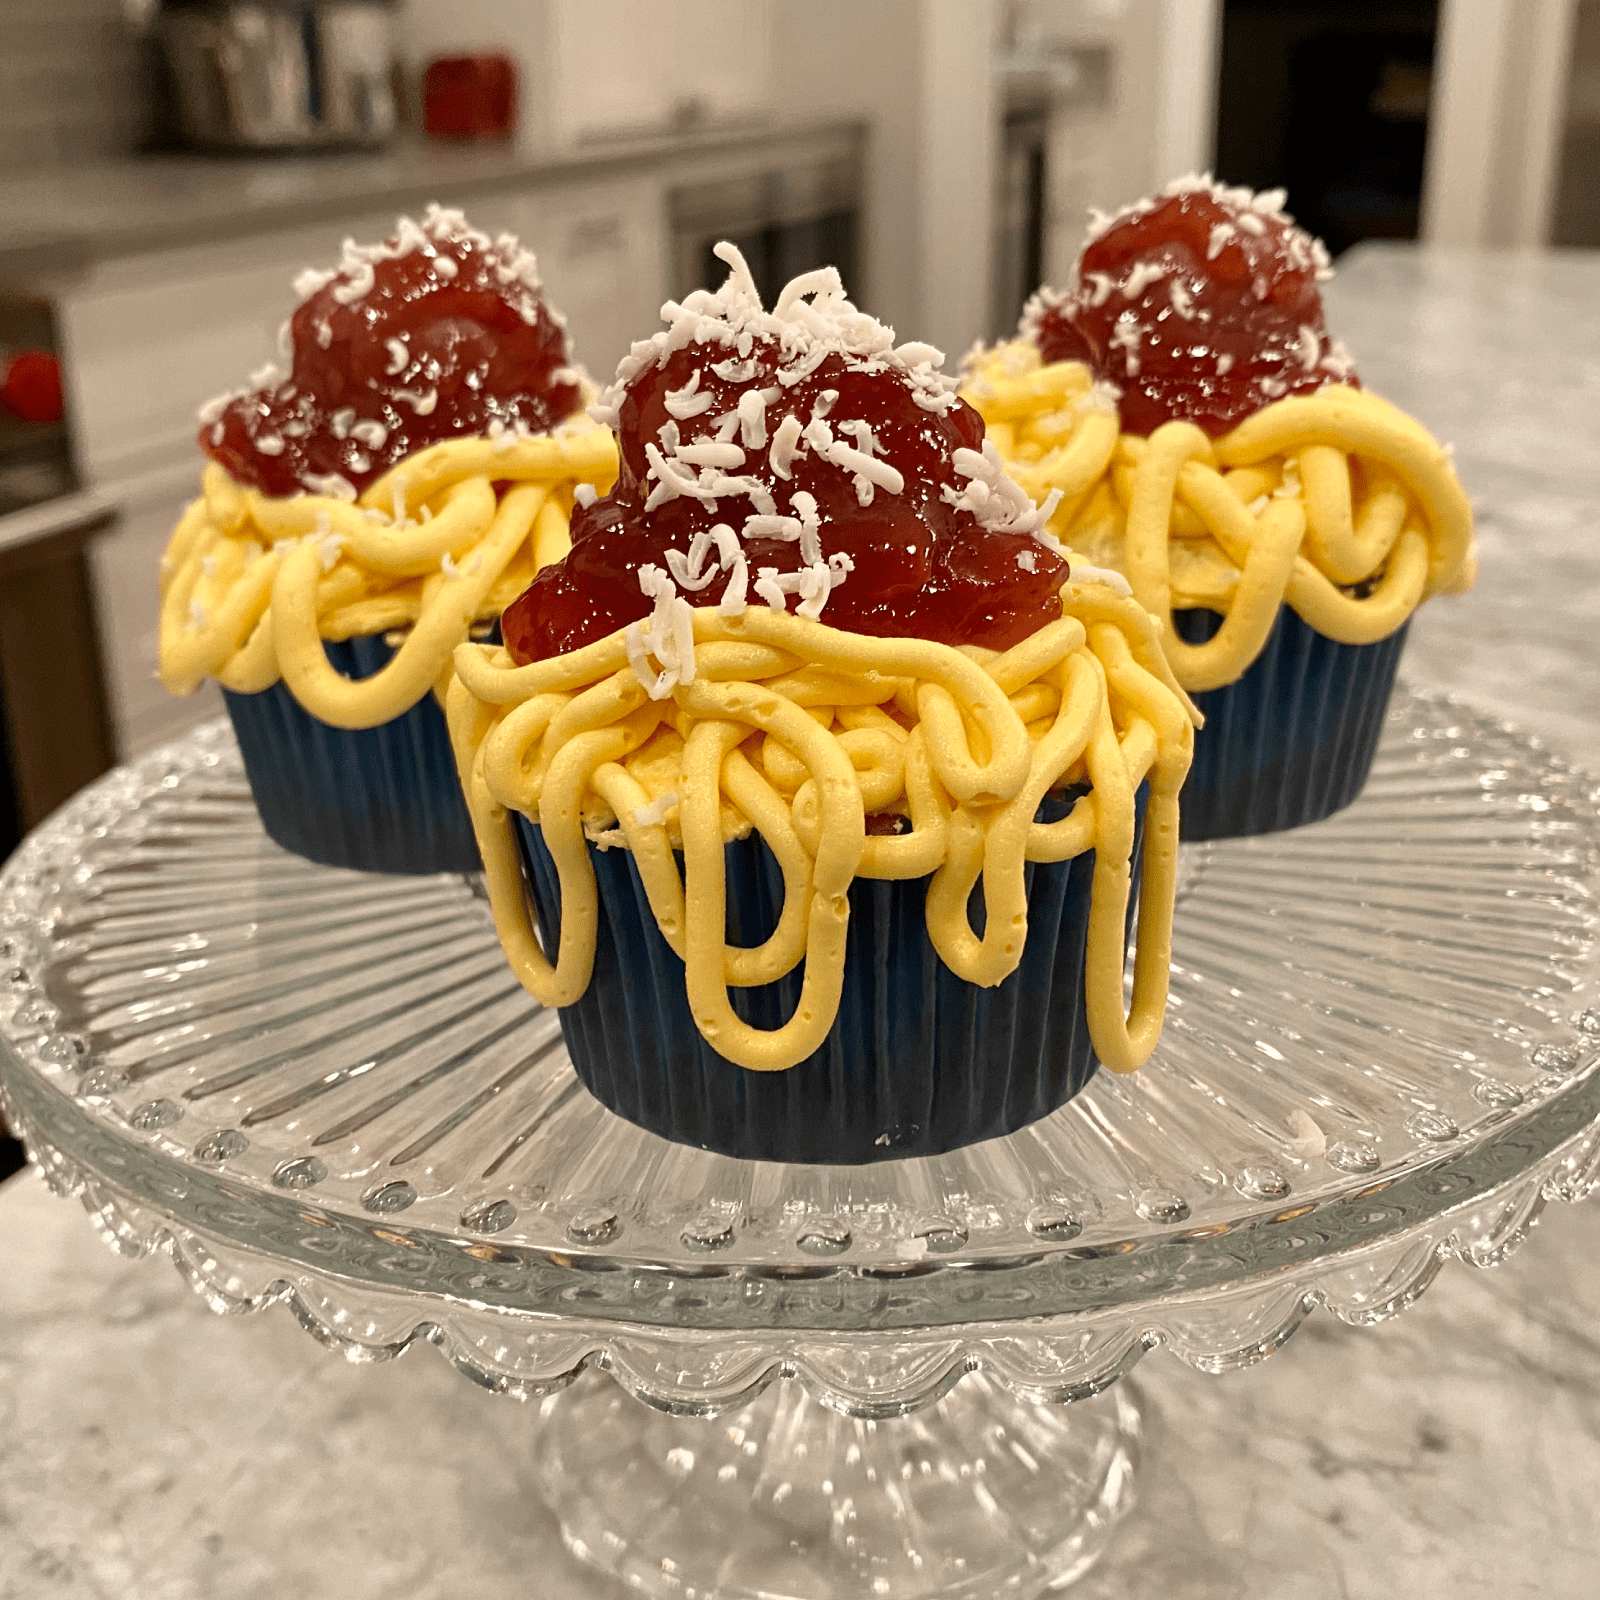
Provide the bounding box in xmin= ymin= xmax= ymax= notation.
xmin=960 ymin=177 xmax=1475 ymax=695
xmin=198 ymin=204 xmax=581 ymax=501
xmin=450 ymin=248 xmax=1201 ymax=1075
xmin=1023 ymin=175 xmax=1356 ymax=438
xmin=160 ymin=208 xmax=614 ymax=729
xmin=503 ymin=243 xmax=1069 ymax=664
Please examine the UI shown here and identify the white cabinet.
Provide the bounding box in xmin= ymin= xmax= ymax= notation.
xmin=500 ymin=177 xmax=668 ymax=383
xmin=546 ymin=1 xmax=777 ymax=147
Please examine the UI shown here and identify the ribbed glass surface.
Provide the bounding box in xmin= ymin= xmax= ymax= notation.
xmin=2 ymin=694 xmax=1596 ymax=1414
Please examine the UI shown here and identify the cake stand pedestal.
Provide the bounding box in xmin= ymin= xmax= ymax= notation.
xmin=1 ymin=691 xmax=1597 ymax=1599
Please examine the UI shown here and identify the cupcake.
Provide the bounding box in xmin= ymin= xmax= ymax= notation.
xmin=158 ymin=206 xmax=617 ymax=874
xmin=963 ymin=177 xmax=1475 ymax=839
xmin=447 ymin=245 xmax=1197 ymax=1163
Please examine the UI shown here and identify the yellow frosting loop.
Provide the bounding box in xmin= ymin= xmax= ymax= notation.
xmin=157 ymin=421 xmax=618 ymax=728
xmin=448 ymin=589 xmax=1198 ymax=1075
xmin=961 ymin=343 xmax=1475 ymax=693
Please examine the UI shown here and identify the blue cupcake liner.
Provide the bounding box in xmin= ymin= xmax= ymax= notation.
xmin=515 ymin=792 xmax=1146 ymax=1164
xmin=223 ymin=631 xmax=481 ymax=875
xmin=1174 ymin=605 xmax=1408 ymax=842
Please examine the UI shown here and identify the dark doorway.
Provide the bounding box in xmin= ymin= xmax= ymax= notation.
xmin=1216 ymin=0 xmax=1439 ymax=256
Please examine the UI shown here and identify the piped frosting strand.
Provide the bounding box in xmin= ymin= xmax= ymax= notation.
xmin=159 ymin=421 xmax=617 ymax=725
xmin=964 ymin=280 xmax=1474 ymax=691
xmin=450 ymin=589 xmax=1196 ymax=1074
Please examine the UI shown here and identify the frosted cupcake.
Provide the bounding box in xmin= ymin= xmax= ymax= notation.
xmin=159 ymin=206 xmax=616 ymax=873
xmin=963 ymin=178 xmax=1474 ymax=839
xmin=448 ymin=246 xmax=1197 ymax=1163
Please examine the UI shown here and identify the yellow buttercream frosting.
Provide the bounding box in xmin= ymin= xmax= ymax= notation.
xmin=158 ymin=421 xmax=617 ymax=728
xmin=961 ymin=343 xmax=1475 ymax=693
xmin=447 ymin=584 xmax=1198 ymax=1075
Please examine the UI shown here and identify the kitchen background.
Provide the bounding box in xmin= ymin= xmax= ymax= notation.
xmin=0 ymin=0 xmax=1596 ymax=1174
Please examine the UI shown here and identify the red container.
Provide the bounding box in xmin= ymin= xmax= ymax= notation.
xmin=423 ymin=55 xmax=518 ymax=140
xmin=0 ymin=349 xmax=63 ymax=424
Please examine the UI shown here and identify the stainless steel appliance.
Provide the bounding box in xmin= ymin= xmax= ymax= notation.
xmin=156 ymin=0 xmax=399 ymax=152
xmin=670 ymin=148 xmax=862 ymax=309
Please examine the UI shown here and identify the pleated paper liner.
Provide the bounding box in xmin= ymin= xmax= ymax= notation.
xmin=516 ymin=792 xmax=1146 ymax=1164
xmin=1174 ymin=605 xmax=1409 ymax=842
xmin=223 ymin=630 xmax=482 ymax=875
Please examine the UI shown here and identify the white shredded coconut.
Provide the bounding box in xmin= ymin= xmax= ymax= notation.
xmin=944 ymin=440 xmax=1063 ymax=539
xmin=293 ymin=266 xmax=336 ymax=301
xmin=1121 ymin=260 xmax=1168 ymax=299
xmin=573 ymin=483 xmax=598 ymax=508
xmin=626 ymin=566 xmax=698 ymax=698
xmin=1109 ymin=312 xmax=1142 ymax=376
xmin=769 ymin=413 xmax=804 ymax=478
xmin=394 ymin=386 xmax=438 ymax=416
xmin=1066 ymin=559 xmax=1132 ymax=596
xmin=385 ymin=338 xmax=409 ymax=376
xmin=633 ymin=792 xmax=679 ymax=828
xmin=595 ymin=241 xmax=959 ymax=428
xmin=302 ymin=472 xmax=357 ymax=501
xmin=1320 ymin=339 xmax=1356 ymax=380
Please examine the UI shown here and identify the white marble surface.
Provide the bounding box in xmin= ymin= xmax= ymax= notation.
xmin=2 ymin=244 xmax=1599 ymax=1597
xmin=4 ymin=1166 xmax=1600 ymax=1598
xmin=1326 ymin=244 xmax=1600 ymax=772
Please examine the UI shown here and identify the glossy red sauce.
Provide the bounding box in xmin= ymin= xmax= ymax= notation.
xmin=199 ymin=218 xmax=578 ymax=497
xmin=503 ymin=343 xmax=1069 ymax=663
xmin=1033 ymin=186 xmax=1356 ymax=438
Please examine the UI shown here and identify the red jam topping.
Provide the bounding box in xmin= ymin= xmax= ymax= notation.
xmin=1029 ymin=180 xmax=1356 ymax=438
xmin=198 ymin=206 xmax=579 ymax=499
xmin=504 ymin=253 xmax=1068 ymax=664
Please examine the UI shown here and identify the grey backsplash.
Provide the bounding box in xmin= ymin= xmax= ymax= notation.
xmin=0 ymin=0 xmax=149 ymax=172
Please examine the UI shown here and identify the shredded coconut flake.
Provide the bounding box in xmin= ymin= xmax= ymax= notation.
xmin=945 ymin=440 xmax=1061 ymax=538
xmin=302 ymin=472 xmax=357 ymax=501
xmin=633 ymin=792 xmax=679 ymax=828
xmin=626 ymin=566 xmax=698 ymax=698
xmin=1064 ymin=558 xmax=1131 ymax=596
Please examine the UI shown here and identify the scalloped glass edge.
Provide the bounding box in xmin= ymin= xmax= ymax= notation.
xmin=6 ymin=1077 xmax=1599 ymax=1418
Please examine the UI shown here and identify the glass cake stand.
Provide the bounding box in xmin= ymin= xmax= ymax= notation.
xmin=1 ymin=691 xmax=1597 ymax=1599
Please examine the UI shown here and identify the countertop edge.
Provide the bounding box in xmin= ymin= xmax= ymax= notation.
xmin=0 ymin=117 xmax=868 ymax=284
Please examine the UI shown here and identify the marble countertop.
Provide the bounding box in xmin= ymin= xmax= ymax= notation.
xmin=0 ymin=119 xmax=860 ymax=282
xmin=1324 ymin=243 xmax=1600 ymax=771
xmin=1 ymin=243 xmax=1598 ymax=1597
xmin=5 ymin=1164 xmax=1599 ymax=1600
